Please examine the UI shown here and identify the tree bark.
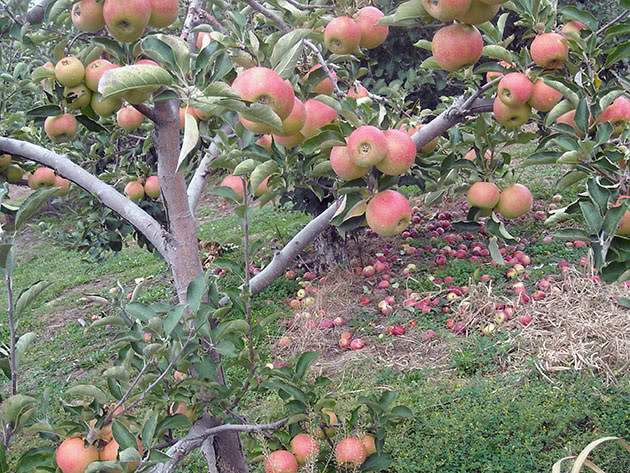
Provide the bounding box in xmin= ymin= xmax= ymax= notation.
xmin=310 ymin=225 xmax=348 ymax=273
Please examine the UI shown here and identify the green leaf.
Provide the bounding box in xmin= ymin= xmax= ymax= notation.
xmin=215 ymin=340 xmax=237 ymax=357
xmin=14 ymin=280 xmax=51 ymax=320
xmin=605 ymin=41 xmax=630 ymax=67
xmin=546 ymin=99 xmax=576 ymax=127
xmin=233 ymin=159 xmax=258 ymax=176
xmin=15 ymin=187 xmax=59 ymax=231
xmin=273 ymin=40 xmax=304 ymax=79
xmin=112 ymin=420 xmax=136 ymax=451
xmin=164 ymin=305 xmax=187 ymax=337
xmin=90 ymin=315 xmax=128 ymax=328
xmin=85 ymin=461 xmax=124 ymax=473
xmin=214 ymin=319 xmax=249 ymax=341
xmin=542 ymin=79 xmax=579 ymax=107
xmin=603 ymin=205 xmax=627 ymax=236
xmin=392 ymin=0 xmax=429 ymax=22
xmin=15 ymin=446 xmax=55 ymax=473
xmin=270 ymin=29 xmax=312 ymax=70
xmin=300 ymin=131 xmax=345 ymax=154
xmin=15 ymin=333 xmax=36 ymax=371
xmin=390 ymin=405 xmax=413 ymax=418
xmin=553 ymin=228 xmax=592 ymax=241
xmin=481 ymin=45 xmax=513 ymax=62
xmin=360 ymin=453 xmax=392 ymax=472
xmin=176 ymin=111 xmax=200 ymax=173
xmin=65 ymin=385 xmax=108 ymax=404
xmin=412 ymin=39 xmax=432 ymax=51
xmin=153 ymin=34 xmax=190 ymax=76
xmin=587 ymin=178 xmax=611 ymax=214
xmin=621 ymin=0 xmax=630 ymax=11
xmin=580 ymin=202 xmax=603 ymax=234
xmin=125 ymin=302 xmax=155 ymax=322
xmin=616 ymin=296 xmax=630 ymax=308
xmin=30 ymin=66 xmax=56 ymax=83
xmin=186 ymin=273 xmax=208 ymax=313
xmin=156 ymin=414 xmax=192 ymax=436
xmin=574 ymin=98 xmax=589 ymax=135
xmin=378 ymin=391 xmax=397 ymax=411
xmin=98 ymin=65 xmax=173 ymax=101
xmin=295 ymin=351 xmax=319 ymax=380
xmin=250 ymin=161 xmax=278 ymax=195
xmin=103 ymin=366 xmax=130 ymax=381
xmin=488 ymin=237 xmax=504 ymax=265
xmin=0 ymin=244 xmax=11 ymax=271
xmin=141 ymin=36 xmax=177 ymax=70
xmin=560 ymin=6 xmax=598 ymax=31
xmin=0 ymin=395 xmax=36 ymax=424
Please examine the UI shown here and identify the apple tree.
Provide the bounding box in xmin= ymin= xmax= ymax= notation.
xmin=0 ymin=0 xmax=630 ymax=472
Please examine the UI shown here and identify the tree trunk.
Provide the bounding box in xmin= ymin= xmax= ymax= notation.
xmin=311 ymin=225 xmax=348 ymax=274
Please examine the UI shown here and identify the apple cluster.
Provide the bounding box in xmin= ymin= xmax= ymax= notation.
xmin=219 ymin=174 xmax=270 ymax=202
xmin=27 ymin=166 xmax=71 ymax=195
xmin=425 ymin=0 xmax=508 ymax=72
xmin=0 ymin=154 xmax=27 ymax=185
xmin=263 ymin=429 xmax=376 ymax=473
xmin=71 ymin=0 xmax=179 ymax=42
xmin=124 ymin=175 xmax=160 ymax=201
xmin=323 ymin=6 xmax=389 ymax=54
xmin=467 ymin=182 xmax=533 ymax=219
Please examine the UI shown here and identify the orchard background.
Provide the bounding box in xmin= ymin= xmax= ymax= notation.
xmin=0 ymin=0 xmax=629 ymax=472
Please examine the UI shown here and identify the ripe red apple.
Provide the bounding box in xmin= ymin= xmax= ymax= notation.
xmin=519 ymin=314 xmax=532 ymax=326
xmin=432 ymin=24 xmax=483 ymax=72
xmin=117 ymin=105 xmax=145 ymax=131
xmin=232 ymin=67 xmax=295 ymax=121
xmin=497 ymin=72 xmax=534 ymax=106
xmin=99 ymin=437 xmax=143 ymax=471
xmin=350 ymin=338 xmax=365 ymax=350
xmin=335 ymin=437 xmax=367 ymax=466
xmin=347 ymin=126 xmax=388 ymax=167
xmin=256 ymin=134 xmax=273 ymax=152
xmin=493 ymin=97 xmax=531 ymax=129
xmin=355 ymin=6 xmax=388 ymax=49
xmin=376 ymin=129 xmax=416 ymax=176
xmin=555 ymin=109 xmax=585 ymax=136
xmin=71 ymin=0 xmax=105 ymax=32
xmin=528 ymin=79 xmax=563 ymax=112
xmin=597 ymin=96 xmax=630 ymax=137
xmin=496 ymin=183 xmax=533 ymax=219
xmin=467 ymin=181 xmax=500 ymax=210
xmin=85 ymin=59 xmax=119 ymax=92
xmin=273 ymin=133 xmax=305 ymax=148
xmin=55 ymin=56 xmax=85 ymax=88
xmin=103 ymin=0 xmax=151 ymax=43
xmin=290 ymin=434 xmax=319 ymax=464
xmin=124 ymin=180 xmax=145 ymax=201
xmin=148 ymin=0 xmax=179 ymax=28
xmin=348 ymin=83 xmax=369 ymax=99
xmin=220 ymin=175 xmax=245 ymax=202
xmin=44 ymin=114 xmax=78 ymax=143
xmin=423 ymin=329 xmax=436 ymax=341
xmin=31 ymin=167 xmax=56 ymax=189
xmin=391 ymin=325 xmax=405 ymax=336
xmin=324 ymin=16 xmax=361 ymax=54
xmin=304 ymin=65 xmax=335 ymax=95
xmin=144 ymin=175 xmax=160 ymax=198
xmin=277 ymin=97 xmax=306 ymax=136
xmin=56 ymin=437 xmax=99 ymax=473
xmin=455 ymin=0 xmax=500 ymax=24
xmin=530 ymin=33 xmax=568 ymax=69
xmin=422 ymin=0 xmax=472 ymax=22
xmin=365 ymin=190 xmax=411 ymax=236
xmin=301 ymin=99 xmax=337 ymax=138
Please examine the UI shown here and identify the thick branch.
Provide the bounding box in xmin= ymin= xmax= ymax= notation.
xmin=181 ymin=0 xmax=207 ymax=48
xmin=411 ymin=97 xmax=494 ymax=151
xmin=0 ymin=137 xmax=170 ymax=257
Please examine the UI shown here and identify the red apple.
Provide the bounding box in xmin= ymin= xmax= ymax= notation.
xmin=44 ymin=114 xmax=78 ymax=143
xmin=528 ymin=79 xmax=563 ymax=112
xmin=530 ymin=33 xmax=568 ymax=69
xmin=350 ymin=338 xmax=365 ymax=350
xmin=103 ymin=0 xmax=151 ymax=43
xmin=422 ymin=0 xmax=472 ymax=22
xmin=56 ymin=438 xmax=99 ymax=473
xmin=232 ymin=67 xmax=295 ymax=121
xmin=301 ymin=99 xmax=337 ymax=139
xmin=347 ymin=126 xmax=388 ymax=167
xmin=432 ymin=24 xmax=483 ymax=72
xmin=71 ymin=0 xmax=105 ymax=32
xmin=330 ymin=145 xmax=369 ymax=181
xmin=290 ymin=434 xmax=319 ymax=465
xmin=117 ymin=105 xmax=145 ymax=131
xmin=148 ymin=0 xmax=179 ymax=28
xmin=356 ymin=6 xmax=388 ymax=49
xmin=493 ymin=97 xmax=531 ymax=129
xmin=264 ymin=450 xmax=298 ymax=473
xmin=365 ymin=190 xmax=411 ymax=237
xmin=335 ymin=437 xmax=367 ymax=466
xmin=497 ymin=72 xmax=534 ymax=107
xmin=467 ymin=181 xmax=500 ymax=210
xmin=324 ymin=16 xmax=361 ymax=54
xmin=376 ymin=129 xmax=416 ymax=176
xmin=496 ymin=184 xmax=532 ymax=219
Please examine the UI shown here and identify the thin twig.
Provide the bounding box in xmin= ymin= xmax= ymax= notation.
xmin=592 ymin=9 xmax=630 ymax=38
xmin=283 ymin=0 xmax=333 ymax=9
xmin=184 ymin=418 xmax=288 ymax=445
xmin=304 ymin=40 xmax=343 ymax=98
xmin=5 ymin=270 xmax=16 ymax=396
xmin=239 ymin=0 xmax=291 ymax=33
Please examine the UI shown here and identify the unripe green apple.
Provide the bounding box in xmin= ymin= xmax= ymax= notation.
xmin=103 ymin=0 xmax=151 ymax=43
xmin=530 ymin=33 xmax=568 ymax=69
xmin=64 ymin=83 xmax=92 ymax=110
xmin=71 ymin=0 xmax=105 ymax=32
xmin=148 ymin=0 xmax=179 ymax=28
xmin=493 ymin=97 xmax=531 ymax=129
xmin=301 ymin=99 xmax=337 ymax=138
xmin=55 ymin=57 xmax=85 ymax=88
xmin=4 ymin=165 xmax=24 ymax=183
xmin=432 ymin=24 xmax=483 ymax=72
xmin=454 ymin=0 xmax=500 ymax=24
xmin=497 ymin=72 xmax=533 ymax=106
xmin=117 ymin=105 xmax=145 ymax=131
xmin=355 ymin=6 xmax=388 ymax=49
xmin=496 ymin=183 xmax=533 ymax=219
xmin=44 ymin=114 xmax=78 ymax=143
xmin=330 ymin=146 xmax=369 ymax=180
xmin=366 ymin=190 xmax=411 ymax=236
xmin=376 ymin=129 xmax=416 ymax=176
xmin=0 ymin=154 xmax=11 ymax=170
xmin=124 ymin=180 xmax=145 ymax=201
xmin=528 ymin=79 xmax=563 ymax=112
xmin=360 ymin=434 xmax=377 ymax=456
xmin=467 ymin=181 xmax=500 ymax=209
xmin=324 ymin=16 xmax=361 ymax=54
xmin=91 ymin=94 xmax=123 ymax=117
xmin=422 ymin=0 xmax=471 ymax=22
xmin=347 ymin=126 xmax=387 ymax=167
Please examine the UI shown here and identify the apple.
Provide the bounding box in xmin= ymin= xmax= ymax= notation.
xmin=486 ymin=60 xmax=513 ymax=81
xmin=391 ymin=325 xmax=405 ymax=336
xmin=432 ymin=24 xmax=483 ymax=72
xmin=5 ymin=165 xmax=24 ymax=183
xmin=103 ymin=0 xmax=151 ymax=43
xmin=493 ymin=96 xmax=531 ymax=129
xmin=91 ymin=93 xmax=123 ymax=117
xmin=71 ymin=0 xmax=105 ymax=32
xmin=124 ymin=180 xmax=145 ymax=201
xmin=220 ymin=175 xmax=245 ymax=201
xmin=356 ymin=6 xmax=388 ymax=49
xmin=615 ymin=196 xmax=630 ymax=236
xmin=496 ymin=183 xmax=533 ymax=218
xmin=144 ymin=175 xmax=160 ymax=198
xmin=347 ymin=126 xmax=388 ymax=167
xmin=85 ymin=59 xmax=119 ymax=92
xmin=528 ymin=79 xmax=563 ymax=112
xmin=0 ymin=154 xmax=10 ymax=170
xmin=304 ymin=65 xmax=335 ymax=95
xmin=301 ymin=99 xmax=337 ymax=138
xmin=335 ymin=437 xmax=367 ymax=466
xmin=350 ymin=338 xmax=365 ymax=350
xmin=256 ymin=135 xmax=273 ymax=153
xmin=365 ymin=190 xmax=411 ymax=237
xmin=362 ymin=265 xmax=375 ymax=277
xmin=561 ymin=20 xmax=587 ymax=35
xmin=597 ymin=96 xmax=630 ymax=137
xmin=519 ymin=314 xmax=532 ymax=326
xmin=290 ymin=434 xmax=319 ymax=464
xmin=264 ymin=450 xmax=298 ymax=473
xmin=276 ymin=97 xmax=306 ymax=136
xmin=196 ymin=31 xmax=213 ymax=48
xmin=422 ymin=329 xmax=436 ymax=341
xmin=148 ymin=0 xmax=179 ymax=27
xmin=478 ymin=0 xmax=508 ymax=4
xmin=232 ymin=67 xmax=295 ymax=121
xmin=56 ymin=438 xmax=99 ymax=473
xmin=455 ymin=0 xmax=500 ymax=24
xmin=55 ymin=56 xmax=85 ymax=88
xmin=44 ymin=114 xmax=78 ymax=143
xmin=467 ymin=181 xmax=500 ymax=210
xmin=31 ymin=167 xmax=56 ymax=189
xmin=324 ymin=16 xmax=361 ymax=54
xmin=63 ymin=83 xmax=92 ymax=111
xmin=348 ymin=83 xmax=369 ymax=99
xmin=530 ymin=33 xmax=569 ymax=69
xmin=422 ymin=0 xmax=472 ymax=22
xmin=497 ymin=72 xmax=534 ymax=106
xmin=376 ymin=129 xmax=416 ymax=176
xmin=117 ymin=105 xmax=145 ymax=131
xmin=99 ymin=437 xmax=143 ymax=472
xmin=360 ymin=434 xmax=377 ymax=456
